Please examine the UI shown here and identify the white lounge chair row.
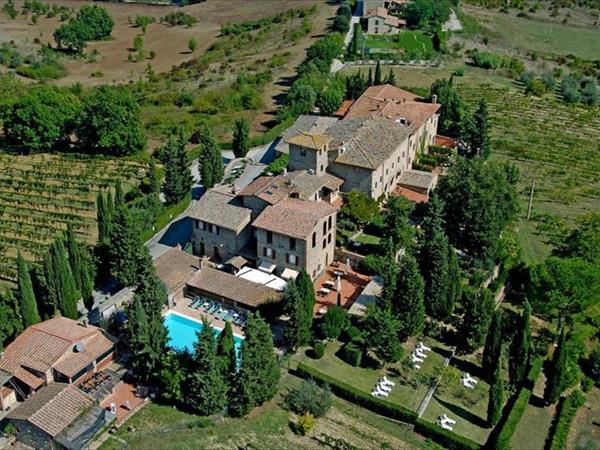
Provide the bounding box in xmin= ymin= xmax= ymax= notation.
xmin=411 ymin=341 xmax=432 ymax=369
xmin=437 ymin=414 xmax=457 ymax=431
xmin=371 ymin=376 xmax=396 ymax=398
xmin=461 ymin=372 xmax=478 ymax=389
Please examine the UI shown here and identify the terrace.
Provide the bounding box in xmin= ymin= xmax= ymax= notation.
xmin=313 ymin=263 xmax=371 ymax=315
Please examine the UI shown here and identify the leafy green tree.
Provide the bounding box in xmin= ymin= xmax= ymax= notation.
xmin=544 ymin=328 xmax=570 ymax=404
xmin=461 ymin=100 xmax=491 ymax=159
xmin=0 ymin=291 xmax=22 ymax=350
xmin=283 ymin=380 xmax=332 ymax=418
xmin=317 ymin=86 xmax=344 ymax=116
xmin=229 ymin=313 xmax=280 ymax=417
xmin=77 ymin=85 xmax=146 ymax=156
xmin=382 ymin=196 xmax=414 ymax=252
xmin=487 ymin=356 xmax=505 ymax=427
xmin=528 ymin=256 xmax=600 ymax=322
xmin=364 ymin=304 xmax=403 ymax=364
xmin=460 ymin=287 xmax=494 ymax=352
xmin=3 ymin=85 xmax=80 ymax=152
xmin=555 ymin=213 xmax=600 ymax=266
xmin=285 ymin=83 xmax=317 ymax=116
xmin=509 ymin=301 xmax=531 ymax=387
xmin=405 ymin=0 xmax=451 ymax=29
xmin=188 ymin=37 xmax=197 ymax=53
xmin=341 ymin=191 xmax=379 ymax=224
xmin=53 ymin=20 xmax=87 ymax=52
xmin=232 ymin=118 xmax=250 ymax=158
xmin=217 ymin=321 xmax=237 ymax=377
xmin=587 ymin=345 xmax=600 ymax=384
xmin=419 ymin=195 xmax=453 ymax=319
xmin=76 ymin=5 xmax=114 ymax=40
xmin=331 ymin=13 xmax=350 ymax=33
xmin=163 ymin=128 xmax=193 ymax=205
xmin=438 ymin=158 xmax=519 ymax=260
xmin=196 ymin=121 xmax=223 ymax=189
xmin=16 ymin=253 xmax=40 ymax=327
xmin=374 ymin=61 xmax=382 ymax=85
xmin=482 ymin=310 xmax=503 ymax=379
xmin=321 ymin=305 xmax=349 ymax=340
xmin=187 ymin=318 xmax=228 ymax=415
xmin=430 ymin=78 xmax=463 ymax=137
xmin=384 ymin=68 xmax=397 ymax=86
xmin=391 ymin=254 xmax=425 ymax=341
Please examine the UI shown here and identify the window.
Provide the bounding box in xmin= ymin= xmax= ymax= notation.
xmin=322 ymin=239 xmax=326 ymax=249
xmin=289 ymin=237 xmax=296 ymax=250
xmin=328 ymin=216 xmax=332 ymax=230
xmin=211 ymin=224 xmax=219 ymax=235
xmin=312 ymin=232 xmax=316 ymax=248
xmin=266 ymin=230 xmax=273 ymax=244
xmin=264 ymin=247 xmax=274 ymax=258
xmin=287 ymin=254 xmax=297 ymax=265
xmin=328 ymin=233 xmax=332 ymax=244
xmin=323 ymin=222 xmax=327 ymax=234
xmin=320 ymin=164 xmax=324 ymax=172
xmin=301 ymin=148 xmax=306 ymax=157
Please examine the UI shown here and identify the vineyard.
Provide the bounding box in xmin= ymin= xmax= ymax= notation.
xmin=458 ymin=84 xmax=600 ymax=223
xmin=0 ymin=153 xmax=146 ymax=282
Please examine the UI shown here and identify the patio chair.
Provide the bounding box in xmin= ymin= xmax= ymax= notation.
xmin=411 ymin=353 xmax=424 ymax=364
xmin=461 ymin=378 xmax=476 ymax=389
xmin=440 ymin=414 xmax=456 ymax=425
xmin=372 ymin=387 xmax=389 ymax=397
xmin=464 ymin=373 xmax=478 ymax=384
xmin=382 ymin=376 xmax=396 ymax=387
xmin=413 ymin=363 xmax=421 ymax=369
xmin=437 ymin=420 xmax=453 ymax=431
xmin=417 ymin=342 xmax=432 ymax=352
xmin=377 ymin=382 xmax=392 ymax=393
xmin=415 ymin=349 xmax=428 ymax=359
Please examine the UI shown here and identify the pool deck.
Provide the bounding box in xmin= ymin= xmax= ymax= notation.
xmin=170 ymin=297 xmax=245 ymax=336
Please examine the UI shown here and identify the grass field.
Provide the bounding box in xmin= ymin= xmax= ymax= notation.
xmin=365 ymin=31 xmax=434 ymax=55
xmin=0 ymin=153 xmax=145 ymax=282
xmin=569 ymin=387 xmax=600 ymax=450
xmin=511 ymin=399 xmax=555 ymax=449
xmin=99 ymin=373 xmax=438 ymax=450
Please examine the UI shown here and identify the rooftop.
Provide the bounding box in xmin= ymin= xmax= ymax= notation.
xmin=6 ymin=383 xmax=94 ymax=437
xmin=285 ymin=132 xmax=332 ymax=150
xmin=285 ymin=170 xmax=344 ymax=200
xmin=326 ymin=117 xmax=413 ymax=169
xmin=0 ymin=317 xmax=117 ymax=387
xmin=187 ymin=267 xmax=282 ymax=308
xmin=187 ymin=189 xmax=252 ymax=233
xmin=276 ymin=115 xmax=338 ymax=154
xmin=237 ymin=176 xmax=292 ymax=205
xmin=398 ymin=169 xmax=437 ymax=190
xmin=153 ymin=246 xmax=200 ymax=294
xmin=252 ymin=197 xmax=338 ymax=240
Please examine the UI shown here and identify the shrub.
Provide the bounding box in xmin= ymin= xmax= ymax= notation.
xmin=541 ymin=72 xmax=556 ymax=90
xmin=471 ymin=51 xmax=503 ymax=69
xmin=581 ymin=377 xmax=594 ymax=392
xmin=546 ymin=390 xmax=585 ymax=450
xmin=581 ymin=78 xmax=599 ymax=106
xmin=163 ymin=11 xmax=197 ymax=28
xmin=283 ymin=380 xmax=332 ymax=418
xmin=341 ymin=325 xmax=362 ymax=343
xmin=321 ymin=306 xmax=349 ymax=340
xmin=294 ymin=412 xmax=315 ymax=435
xmin=588 ymin=345 xmax=600 ymax=384
xmin=340 ymin=342 xmax=362 ymax=367
xmin=454 ymin=67 xmax=465 ymax=76
xmin=263 ymin=154 xmax=288 ymax=175
xmin=312 ymin=342 xmax=325 ymax=359
xmin=561 ymin=76 xmax=581 ymax=104
xmin=526 ymin=79 xmax=547 ymax=97
xmin=295 ymin=363 xmax=418 ymax=423
xmin=414 ymin=419 xmax=482 ymax=450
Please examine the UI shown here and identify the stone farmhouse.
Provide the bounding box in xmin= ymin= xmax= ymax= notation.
xmin=279 ymin=84 xmax=440 ymax=199
xmin=365 ymin=6 xmax=406 ymax=35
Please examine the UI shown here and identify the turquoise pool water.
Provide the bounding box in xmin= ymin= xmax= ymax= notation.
xmin=164 ymin=312 xmax=243 ymax=355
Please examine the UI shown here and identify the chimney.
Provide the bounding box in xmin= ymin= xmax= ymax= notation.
xmin=431 ymin=94 xmax=438 ymax=104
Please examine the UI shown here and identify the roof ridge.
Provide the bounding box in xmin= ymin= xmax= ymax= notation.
xmin=352 ymin=136 xmax=377 ymax=169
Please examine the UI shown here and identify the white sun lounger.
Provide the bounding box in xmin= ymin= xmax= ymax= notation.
xmin=411 ymin=353 xmax=425 ymax=363
xmin=441 ymin=414 xmax=457 ymax=425
xmin=461 ymin=378 xmax=476 ymax=389
xmin=437 ymin=420 xmax=454 ymax=431
xmin=464 ymin=373 xmax=478 ymax=384
xmin=417 ymin=342 xmax=432 ymax=352
xmin=377 ymin=383 xmax=392 ymax=393
xmin=372 ymin=387 xmax=389 ymax=397
xmin=414 ymin=349 xmax=428 ymax=359
xmin=382 ymin=376 xmax=396 ymax=386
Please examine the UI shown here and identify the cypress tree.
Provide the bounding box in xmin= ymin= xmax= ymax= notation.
xmin=232 ymin=118 xmax=250 ymax=158
xmin=283 ymin=281 xmax=309 ymax=350
xmin=447 ymin=246 xmax=461 ymax=309
xmin=364 ymin=304 xmax=403 ymax=364
xmin=374 ymin=60 xmax=382 ymax=85
xmin=163 ymin=127 xmax=193 ymax=205
xmin=544 ymin=327 xmax=569 ymax=405
xmin=187 ymin=318 xmax=228 ymax=415
xmin=419 ymin=195 xmax=453 ymax=319
xmin=52 ymin=239 xmax=80 ymax=319
xmin=367 ymin=67 xmax=373 ymax=86
xmin=197 ymin=121 xmax=223 ymax=189
xmin=16 ymin=253 xmax=40 ymax=327
xmin=114 ymin=179 xmax=124 ymax=209
xmin=217 ymin=321 xmax=237 ymax=377
xmin=487 ymin=356 xmax=505 ymax=427
xmin=42 ymin=249 xmax=58 ymax=317
xmin=96 ymin=192 xmax=108 ymax=243
xmin=464 ymin=99 xmax=491 ymax=159
xmin=296 ymin=270 xmax=315 ymax=323
xmin=482 ymin=310 xmax=503 ymax=379
xmin=229 ymin=313 xmax=280 ymax=417
xmin=460 ymin=287 xmax=494 ymax=352
xmin=350 ymin=23 xmax=359 ymax=55
xmin=105 ymin=190 xmax=115 ymax=226
xmin=134 ymin=264 xmax=167 ymax=316
xmin=378 ymin=241 xmax=399 ymax=306
xmin=509 ymin=301 xmax=531 ymax=387
xmin=384 ymin=68 xmax=397 ymax=86
xmin=392 ymin=254 xmax=425 ymax=341
xmin=0 ymin=291 xmax=23 ymax=350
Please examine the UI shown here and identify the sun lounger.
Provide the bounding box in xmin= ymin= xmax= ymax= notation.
xmin=441 ymin=414 xmax=457 ymax=425
xmin=461 ymin=379 xmax=476 ymax=389
xmin=437 ymin=420 xmax=453 ymax=431
xmin=464 ymin=373 xmax=478 ymax=384
xmin=323 ymin=280 xmax=335 ymax=288
xmin=417 ymin=342 xmax=432 ymax=352
xmin=372 ymin=387 xmax=389 ymax=397
xmin=382 ymin=376 xmax=396 ymax=387
xmin=411 ymin=353 xmax=425 ymax=363
xmin=377 ymin=383 xmax=392 ymax=393
xmin=319 ymin=288 xmax=331 ymax=295
xmin=415 ymin=349 xmax=428 ymax=359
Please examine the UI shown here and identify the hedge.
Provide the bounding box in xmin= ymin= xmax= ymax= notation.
xmin=546 ymin=390 xmax=585 ymax=450
xmin=295 ymin=363 xmax=417 ymax=423
xmin=489 ymin=357 xmax=544 ymax=450
xmin=414 ymin=419 xmax=482 ymax=450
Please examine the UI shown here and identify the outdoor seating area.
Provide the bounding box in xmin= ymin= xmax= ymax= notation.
xmin=189 ymin=296 xmax=247 ymax=327
xmin=78 ymin=370 xmax=116 ymax=399
xmin=313 ymin=264 xmax=371 ymax=313
xmin=410 ymin=341 xmax=432 ymax=369
xmin=371 ymin=376 xmax=396 ymax=398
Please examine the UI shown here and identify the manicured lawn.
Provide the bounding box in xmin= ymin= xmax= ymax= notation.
xmin=421 ymin=360 xmax=492 ymax=445
xmin=514 ymin=219 xmax=551 ymax=267
xmin=365 ymin=31 xmax=434 ymax=56
xmin=292 ymin=339 xmax=449 ymax=412
xmin=569 ymin=387 xmax=600 ymax=450
xmin=355 ymin=232 xmax=381 ymax=246
xmin=512 ymin=399 xmax=555 ymax=449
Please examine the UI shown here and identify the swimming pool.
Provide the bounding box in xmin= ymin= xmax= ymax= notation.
xmin=164 ymin=311 xmax=244 ymax=355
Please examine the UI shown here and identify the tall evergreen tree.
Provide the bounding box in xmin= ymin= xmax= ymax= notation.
xmin=384 ymin=68 xmax=397 ymax=86
xmin=544 ymin=327 xmax=569 ymax=405
xmin=509 ymin=301 xmax=531 ymax=387
xmin=163 ymin=128 xmax=193 ymax=205
xmin=66 ymin=224 xmax=93 ymax=307
xmin=430 ymin=77 xmax=463 ymax=137
xmin=229 ymin=313 xmax=280 ymax=417
xmin=447 ymin=246 xmax=461 ymax=310
xmin=378 ymin=241 xmax=399 ymax=306
xmin=296 ymin=270 xmax=316 ymax=324
xmin=232 ymin=118 xmax=250 ymax=158
xmin=96 ymin=192 xmax=109 ymax=244
xmin=50 ymin=239 xmax=80 ymax=319
xmin=419 ymin=195 xmax=453 ymax=319
xmin=350 ymin=23 xmax=359 ymax=55
xmin=487 ymin=355 xmax=505 ymax=427
xmin=0 ymin=291 xmax=22 ymax=350
xmin=217 ymin=321 xmax=237 ymax=377
xmin=460 ymin=287 xmax=494 ymax=352
xmin=364 ymin=304 xmax=403 ymax=364
xmin=114 ymin=179 xmax=124 ymax=209
xmin=392 ymin=254 xmax=425 ymax=341
xmin=367 ymin=67 xmax=373 ymax=86
xmin=374 ymin=60 xmax=382 ymax=85
xmin=461 ymin=99 xmax=491 ymax=159
xmin=16 ymin=254 xmax=40 ymax=327
xmin=283 ymin=281 xmax=310 ymax=350
xmin=482 ymin=310 xmax=503 ymax=379
xmin=382 ymin=196 xmax=414 ymax=253
xmin=197 ymin=121 xmax=223 ymax=189
xmin=187 ymin=318 xmax=228 ymax=415
xmin=41 ymin=248 xmax=58 ymax=317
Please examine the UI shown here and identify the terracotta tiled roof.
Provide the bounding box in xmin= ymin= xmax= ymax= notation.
xmin=393 ymin=187 xmax=429 ymax=203
xmin=285 ymin=132 xmax=332 ymax=150
xmin=344 ymin=85 xmax=440 ymax=130
xmin=285 ymin=170 xmax=343 ymax=201
xmin=238 ymin=176 xmax=292 ymax=205
xmin=187 ymin=267 xmax=282 ymax=308
xmin=14 ymin=367 xmax=44 ymax=390
xmin=0 ymin=317 xmax=117 ymax=384
xmin=252 ymin=198 xmax=338 ymax=240
xmin=435 ymin=134 xmax=457 ymax=149
xmin=276 ymin=115 xmax=338 ymax=155
xmin=7 ymin=383 xmax=93 ymax=437
xmin=365 ymin=6 xmax=388 ymax=18
xmin=188 ymin=189 xmax=252 ymax=232
xmin=153 ymin=246 xmax=200 ymax=294
xmin=398 ymin=169 xmax=437 ymax=190
xmin=334 ymin=100 xmax=355 ymax=118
